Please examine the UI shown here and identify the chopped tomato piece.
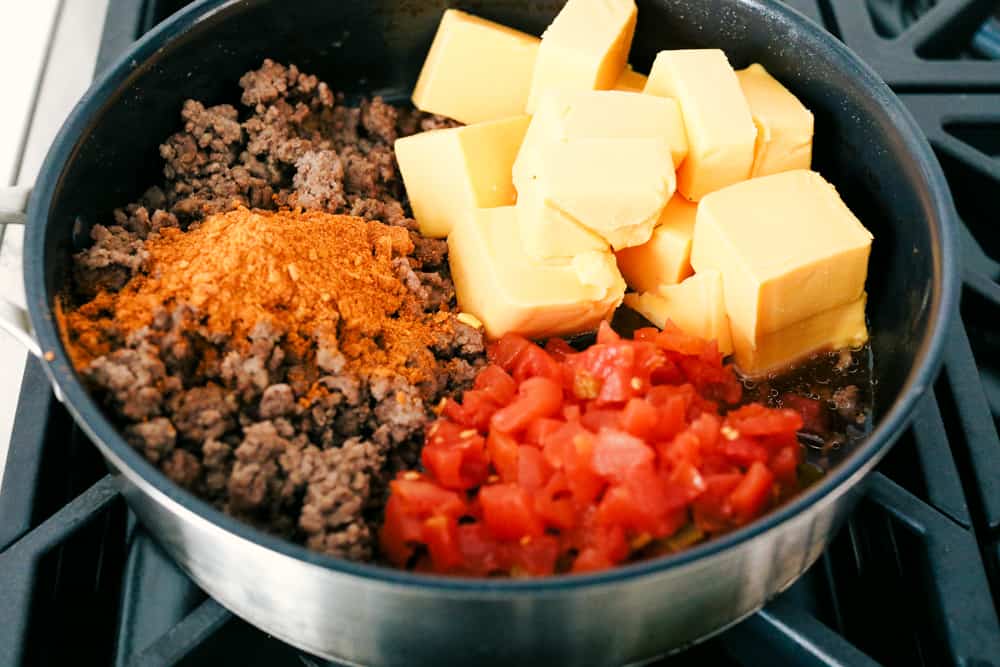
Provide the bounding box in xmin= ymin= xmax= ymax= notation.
xmin=770 ymin=445 xmax=802 ymax=489
xmin=517 ymin=445 xmax=553 ymax=491
xmin=592 ymin=428 xmax=655 ymax=482
xmin=727 ymin=404 xmax=803 ymax=436
xmin=474 ymin=364 xmax=517 ymax=406
xmin=486 ymin=430 xmax=520 ymax=484
xmin=490 ymin=376 xmax=563 ymax=434
xmin=525 ymin=418 xmax=563 ymax=446
xmin=421 ymin=430 xmax=489 ymax=490
xmin=422 ymin=515 xmax=462 ymax=571
xmin=729 ymin=461 xmax=776 ymax=523
xmin=479 ymin=483 xmax=544 ymax=540
xmin=385 ymin=327 xmax=827 ymax=577
xmin=389 ymin=476 xmax=467 ymax=518
xmin=621 ymin=398 xmax=658 ymax=439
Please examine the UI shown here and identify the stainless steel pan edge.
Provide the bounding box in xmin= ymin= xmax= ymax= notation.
xmin=19 ymin=0 xmax=959 ymax=663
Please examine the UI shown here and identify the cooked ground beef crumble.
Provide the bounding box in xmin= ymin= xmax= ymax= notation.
xmin=67 ymin=60 xmax=479 ymax=561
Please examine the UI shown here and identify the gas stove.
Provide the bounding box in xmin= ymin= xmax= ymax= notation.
xmin=1 ymin=1 xmax=999 ymax=665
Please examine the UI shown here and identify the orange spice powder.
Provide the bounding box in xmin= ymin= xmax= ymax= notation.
xmin=61 ymin=207 xmax=455 ymax=383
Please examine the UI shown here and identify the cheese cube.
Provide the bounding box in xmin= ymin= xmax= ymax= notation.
xmin=395 ymin=115 xmax=530 ymax=238
xmin=691 ymin=170 xmax=873 ymax=343
xmin=449 ymin=206 xmax=625 ymax=339
xmin=513 ymin=90 xmax=688 ymax=186
xmin=623 ymin=270 xmax=733 ymax=354
xmin=615 ymin=194 xmax=697 ymax=292
xmin=614 ymin=65 xmax=648 ymax=92
xmin=732 ymin=294 xmax=869 ymax=377
xmin=736 ymin=64 xmax=814 ymax=177
xmin=527 ymin=137 xmax=675 ymax=251
xmin=644 ymin=49 xmax=756 ymax=201
xmin=515 ymin=179 xmax=608 ymax=260
xmin=526 ymin=0 xmax=638 ymax=113
xmin=412 ymin=10 xmax=540 ymax=124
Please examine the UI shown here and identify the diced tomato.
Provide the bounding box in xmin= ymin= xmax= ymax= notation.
xmin=581 ymin=408 xmax=622 ymax=433
xmin=534 ymin=472 xmax=576 ymax=531
xmin=386 ymin=323 xmax=828 ymax=577
xmin=479 ymin=484 xmax=544 ymax=540
xmin=456 ymin=523 xmax=503 ymax=575
xmin=524 ymin=418 xmax=563 ymax=447
xmin=443 ymin=389 xmax=498 ymax=432
xmin=729 ymin=461 xmax=775 ymax=523
xmin=517 ymin=445 xmax=553 ymax=491
xmin=661 ymin=460 xmax=707 ymax=509
xmin=380 ymin=495 xmax=424 ymax=566
xmin=388 ymin=476 xmax=466 ymax=518
xmin=474 ymin=364 xmax=517 ymax=406
xmin=545 ymin=337 xmax=577 ymax=361
xmin=592 ymin=428 xmax=655 ymax=482
xmin=770 ymin=445 xmax=802 ymax=489
xmin=422 ymin=515 xmax=462 ymax=571
xmin=491 ymin=376 xmax=563 ymax=434
xmin=655 ymin=320 xmax=707 ymax=356
xmin=489 ymin=334 xmax=533 ymax=371
xmin=562 ymin=404 xmax=582 ymax=423
xmin=421 ymin=430 xmax=489 ymax=490
xmin=720 ymin=436 xmax=770 ymax=467
xmin=621 ymin=398 xmax=658 ymax=439
xmin=726 ymin=404 xmax=803 ymax=437
xmin=509 ymin=534 xmax=560 ymax=576
xmin=596 ymin=320 xmax=621 ymax=344
xmin=486 ymin=430 xmax=520 ymax=484
xmin=692 ymin=473 xmax=742 ymax=533
xmin=510 ymin=343 xmax=562 ymax=383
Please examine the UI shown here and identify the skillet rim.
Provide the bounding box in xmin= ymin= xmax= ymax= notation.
xmin=23 ymin=0 xmax=960 ymax=593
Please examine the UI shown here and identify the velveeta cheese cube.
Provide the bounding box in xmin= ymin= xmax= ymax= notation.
xmin=615 ymin=194 xmax=696 ymax=292
xmin=614 ymin=65 xmax=647 ymax=92
xmin=733 ymin=294 xmax=869 ymax=377
xmin=690 ymin=170 xmax=873 ymax=344
xmin=530 ymin=137 xmax=675 ymax=251
xmin=515 ymin=179 xmax=608 ymax=260
xmin=513 ymin=90 xmax=688 ymax=186
xmin=623 ymin=270 xmax=733 ymax=354
xmin=526 ymin=0 xmax=638 ymax=113
xmin=448 ymin=206 xmax=625 ymax=339
xmin=412 ymin=10 xmax=540 ymax=124
xmin=644 ymin=49 xmax=756 ymax=201
xmin=736 ymin=64 xmax=814 ymax=177
xmin=395 ymin=115 xmax=530 ymax=238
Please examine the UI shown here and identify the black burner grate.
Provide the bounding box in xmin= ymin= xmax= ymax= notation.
xmin=1 ymin=1 xmax=999 ymax=665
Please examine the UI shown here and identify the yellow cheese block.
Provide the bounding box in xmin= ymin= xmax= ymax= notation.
xmin=531 ymin=137 xmax=676 ymax=251
xmin=736 ymin=64 xmax=814 ymax=177
xmin=448 ymin=206 xmax=625 ymax=339
xmin=623 ymin=270 xmax=733 ymax=355
xmin=513 ymin=89 xmax=688 ymax=186
xmin=395 ymin=115 xmax=530 ymax=238
xmin=644 ymin=49 xmax=757 ymax=201
xmin=691 ymin=169 xmax=873 ymax=343
xmin=732 ymin=294 xmax=869 ymax=378
xmin=411 ymin=10 xmax=540 ymax=124
xmin=526 ymin=0 xmax=638 ymax=113
xmin=615 ymin=194 xmax=696 ymax=292
xmin=614 ymin=65 xmax=648 ymax=92
xmin=515 ymin=179 xmax=608 ymax=260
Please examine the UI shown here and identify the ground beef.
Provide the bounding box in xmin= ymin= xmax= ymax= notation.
xmin=68 ymin=60 xmax=484 ymax=561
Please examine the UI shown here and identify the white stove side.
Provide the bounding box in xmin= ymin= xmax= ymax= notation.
xmin=0 ymin=0 xmax=110 ymax=489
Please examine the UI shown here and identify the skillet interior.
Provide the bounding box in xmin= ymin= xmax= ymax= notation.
xmin=27 ymin=0 xmax=955 ymax=588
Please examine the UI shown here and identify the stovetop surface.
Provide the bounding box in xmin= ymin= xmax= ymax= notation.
xmin=1 ymin=1 xmax=999 ymax=665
